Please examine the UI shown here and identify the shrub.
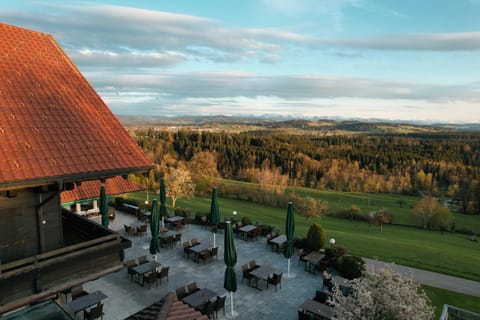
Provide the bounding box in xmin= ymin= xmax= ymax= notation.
xmin=258 ymin=224 xmax=273 ymax=236
xmin=334 ymin=205 xmax=366 ymax=221
xmin=325 ymin=245 xmax=348 ymax=259
xmin=241 ymin=216 xmax=252 ymax=226
xmin=331 ymin=264 xmax=434 ymax=319
xmin=175 ymin=207 xmax=191 ymax=218
xmin=305 ymin=223 xmax=327 ymax=251
xmin=335 ymin=255 xmax=365 ymax=280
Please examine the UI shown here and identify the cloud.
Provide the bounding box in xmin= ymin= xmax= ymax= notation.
xmin=85 ymin=71 xmax=480 ymax=102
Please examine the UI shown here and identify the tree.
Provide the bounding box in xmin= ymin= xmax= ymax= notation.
xmin=331 ymin=264 xmax=434 ymax=320
xmin=291 ymin=193 xmax=328 ymax=221
xmin=368 ymin=209 xmax=392 ymax=232
xmin=305 ymin=223 xmax=327 ymax=251
xmin=165 ymin=167 xmax=195 ymax=208
xmin=411 ymin=197 xmax=451 ymax=229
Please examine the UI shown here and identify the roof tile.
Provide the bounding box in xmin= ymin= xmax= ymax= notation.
xmin=0 ymin=23 xmax=153 ymax=185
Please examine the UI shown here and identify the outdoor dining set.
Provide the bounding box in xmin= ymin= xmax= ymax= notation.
xmin=241 ymin=259 xmax=283 ymax=291
xmin=175 ymin=282 xmax=226 ymax=319
xmin=124 ymin=255 xmax=169 ymax=288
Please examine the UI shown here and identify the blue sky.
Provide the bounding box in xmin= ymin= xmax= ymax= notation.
xmin=1 ymin=0 xmax=480 ymax=122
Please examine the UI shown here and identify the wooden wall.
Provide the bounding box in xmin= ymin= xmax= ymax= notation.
xmin=0 ymin=186 xmax=63 ymax=264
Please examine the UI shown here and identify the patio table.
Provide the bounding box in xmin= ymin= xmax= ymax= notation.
xmin=189 ymin=243 xmax=211 ymax=262
xmin=238 ymin=225 xmax=258 ymax=241
xmin=165 ymin=216 xmax=184 ymax=229
xmin=131 ymin=261 xmax=160 ymax=285
xmin=182 ymin=288 xmax=217 ymax=309
xmin=269 ymin=234 xmax=287 ymax=252
xmin=66 ymin=290 xmax=107 ymax=315
xmin=303 ymin=251 xmax=325 ymax=273
xmin=249 ymin=265 xmax=277 ymax=290
xmin=158 ymin=230 xmax=177 ymax=239
xmin=299 ymin=299 xmax=333 ymax=320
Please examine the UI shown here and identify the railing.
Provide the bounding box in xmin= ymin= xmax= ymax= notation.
xmin=440 ymin=304 xmax=480 ymax=320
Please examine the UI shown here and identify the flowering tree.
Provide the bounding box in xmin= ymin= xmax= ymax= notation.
xmin=331 ymin=264 xmax=434 ymax=320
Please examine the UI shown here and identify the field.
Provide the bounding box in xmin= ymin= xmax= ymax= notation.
xmin=422 ymin=285 xmax=480 ymax=319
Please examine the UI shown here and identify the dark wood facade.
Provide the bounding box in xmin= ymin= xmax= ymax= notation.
xmin=0 ymin=183 xmax=131 ymax=312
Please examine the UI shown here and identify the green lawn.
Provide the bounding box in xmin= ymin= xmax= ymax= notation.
xmin=422 ymin=285 xmax=480 ymax=319
xmin=287 ymin=186 xmax=480 ymax=234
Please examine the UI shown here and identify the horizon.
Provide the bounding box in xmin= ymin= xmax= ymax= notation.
xmin=1 ymin=1 xmax=480 ymax=123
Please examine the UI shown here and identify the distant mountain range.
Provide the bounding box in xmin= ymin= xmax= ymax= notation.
xmin=116 ymin=114 xmax=480 ymax=132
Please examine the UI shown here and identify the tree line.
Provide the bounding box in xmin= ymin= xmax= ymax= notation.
xmin=132 ymin=128 xmax=480 ymax=214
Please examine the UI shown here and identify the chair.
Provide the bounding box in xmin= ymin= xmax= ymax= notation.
xmin=201 ymin=216 xmax=208 ymax=229
xmin=138 ymin=255 xmax=148 ymax=265
xmin=241 ymin=264 xmax=254 ymax=285
xmin=159 ymin=226 xmax=168 ymax=233
xmin=157 ymin=266 xmax=169 ymax=284
xmin=249 ymin=260 xmax=259 ymax=270
xmin=176 ymin=286 xmax=188 ymax=300
xmin=200 ymin=300 xmax=216 ymax=319
xmin=314 ymin=290 xmax=329 ymax=304
xmin=84 ymin=303 xmax=104 ymax=320
xmin=166 ymin=235 xmax=174 ymax=249
xmin=267 ymin=272 xmax=282 ymax=291
xmin=143 ymin=272 xmax=158 ymax=289
xmin=210 ymin=246 xmax=219 ymax=260
xmin=191 ymin=238 xmax=199 ymax=246
xmin=298 ymin=309 xmax=312 ymax=320
xmin=137 ymin=224 xmax=147 ymax=236
xmin=124 ymin=259 xmax=138 ymax=281
xmin=298 ymin=248 xmax=308 ymax=266
xmin=124 ymin=225 xmax=134 ymax=236
xmin=187 ymin=281 xmax=200 ymax=294
xmin=214 ymin=295 xmax=226 ymax=317
xmin=174 ymin=233 xmax=182 ymax=246
xmin=71 ymin=285 xmax=88 ymax=300
xmin=183 ymin=241 xmax=192 ymax=258
xmin=199 ymin=249 xmax=211 ymax=264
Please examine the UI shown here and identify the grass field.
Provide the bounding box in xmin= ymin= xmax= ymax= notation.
xmin=422 ymin=285 xmax=480 ymax=319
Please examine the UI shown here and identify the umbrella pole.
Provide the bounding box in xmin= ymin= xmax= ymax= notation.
xmin=213 ymin=233 xmax=216 ymax=247
xmin=230 ymin=292 xmax=234 ymax=316
xmin=288 ymin=258 xmax=291 ymax=278
xmin=161 ymin=216 xmax=164 ymax=228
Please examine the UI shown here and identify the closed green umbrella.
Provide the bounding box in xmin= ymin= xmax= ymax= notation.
xmin=284 ymin=202 xmax=295 ymax=278
xmin=149 ymin=199 xmax=160 ymax=254
xmin=209 ymin=187 xmax=220 ymax=226
xmin=100 ymin=184 xmax=108 ymax=228
xmin=159 ymin=178 xmax=168 ymax=227
xmin=224 ymin=221 xmax=237 ymax=317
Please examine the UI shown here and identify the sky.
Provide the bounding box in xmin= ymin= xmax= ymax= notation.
xmin=1 ymin=1 xmax=480 ymax=123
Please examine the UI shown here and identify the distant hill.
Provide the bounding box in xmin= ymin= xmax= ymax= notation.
xmin=116 ymin=114 xmax=480 ymax=134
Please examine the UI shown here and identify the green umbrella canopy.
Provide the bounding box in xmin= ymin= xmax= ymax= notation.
xmin=209 ymin=187 xmax=220 ymax=226
xmin=159 ymin=178 xmax=168 ymax=218
xmin=149 ymin=199 xmax=161 ymax=254
xmin=224 ymin=221 xmax=237 ymax=293
xmin=100 ymin=184 xmax=108 ymax=228
xmin=284 ymin=202 xmax=295 ymax=259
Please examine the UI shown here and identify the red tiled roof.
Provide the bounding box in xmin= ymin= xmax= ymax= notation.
xmin=60 ymin=176 xmax=144 ymax=203
xmin=125 ymin=293 xmax=208 ymax=320
xmin=0 ymin=23 xmax=153 ymax=188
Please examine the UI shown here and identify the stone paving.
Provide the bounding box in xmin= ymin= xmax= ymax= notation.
xmin=83 ymin=211 xmax=323 ymax=320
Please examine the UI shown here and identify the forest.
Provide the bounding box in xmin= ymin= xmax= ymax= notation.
xmin=131 ymin=126 xmax=480 ymax=214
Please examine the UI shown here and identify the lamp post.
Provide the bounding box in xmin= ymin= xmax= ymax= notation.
xmin=232 ymin=210 xmax=237 ymax=222
xmin=329 ymin=238 xmax=335 ymax=248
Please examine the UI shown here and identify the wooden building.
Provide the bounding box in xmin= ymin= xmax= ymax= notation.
xmin=0 ymin=23 xmax=153 ymax=313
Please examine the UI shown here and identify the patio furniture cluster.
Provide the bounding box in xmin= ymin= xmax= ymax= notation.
xmin=64 ymin=288 xmax=107 ymax=320
xmin=241 ymin=260 xmax=282 ymax=291
xmin=124 ymin=255 xmax=168 ymax=288
xmin=124 ymin=223 xmax=147 ymax=237
xmin=237 ymin=224 xmax=261 ymax=241
xmin=159 ymin=230 xmax=181 ymax=249
xmin=176 ymin=282 xmax=226 ymax=319
xmin=165 ymin=215 xmax=186 ymax=230
xmin=183 ymin=238 xmax=218 ymax=263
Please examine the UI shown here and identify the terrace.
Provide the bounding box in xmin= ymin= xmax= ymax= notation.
xmin=70 ymin=210 xmax=325 ymax=319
